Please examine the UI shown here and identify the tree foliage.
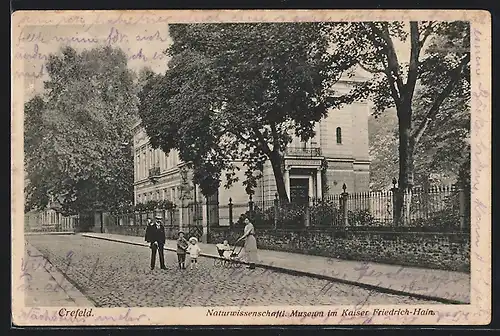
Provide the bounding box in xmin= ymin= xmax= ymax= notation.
xmin=326 ymin=21 xmax=470 ymax=220
xmin=331 ymin=21 xmax=470 ymax=183
xmin=139 ymin=23 xmax=342 ymax=201
xmin=369 ymin=99 xmax=470 ymax=190
xmin=24 ymin=46 xmax=138 ymax=215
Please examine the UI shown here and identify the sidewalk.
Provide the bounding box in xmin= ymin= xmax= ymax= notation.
xmin=25 ymin=232 xmax=75 ymax=236
xmin=21 ymin=244 xmax=95 ymax=307
xmin=82 ymin=232 xmax=470 ymax=304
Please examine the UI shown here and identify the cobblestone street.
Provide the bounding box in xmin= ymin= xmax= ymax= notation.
xmin=25 ymin=235 xmax=441 ymax=307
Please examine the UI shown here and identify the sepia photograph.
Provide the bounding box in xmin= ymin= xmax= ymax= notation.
xmin=11 ymin=10 xmax=491 ymax=326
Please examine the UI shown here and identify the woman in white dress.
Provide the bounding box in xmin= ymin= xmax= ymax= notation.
xmin=237 ymin=217 xmax=258 ymax=269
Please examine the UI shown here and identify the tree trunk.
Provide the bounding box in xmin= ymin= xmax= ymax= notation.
xmin=395 ymin=113 xmax=415 ymax=225
xmin=269 ymin=150 xmax=289 ymax=203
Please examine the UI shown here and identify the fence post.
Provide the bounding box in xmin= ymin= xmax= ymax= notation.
xmin=228 ymin=198 xmax=233 ymax=229
xmin=391 ymin=178 xmax=398 ymax=226
xmin=179 ymin=200 xmax=184 ymax=231
xmin=341 ymin=183 xmax=349 ymax=227
xmin=459 ymin=187 xmax=466 ymax=231
xmin=274 ymin=193 xmax=279 ymax=229
xmin=248 ymin=194 xmax=254 ymax=213
xmin=202 ymin=198 xmax=209 ymax=243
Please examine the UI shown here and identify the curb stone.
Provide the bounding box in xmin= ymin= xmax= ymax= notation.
xmin=25 ymin=232 xmax=76 ymax=236
xmin=81 ymin=233 xmax=465 ymax=305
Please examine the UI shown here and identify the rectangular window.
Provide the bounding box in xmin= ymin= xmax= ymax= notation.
xmin=136 ymin=155 xmax=140 ymax=179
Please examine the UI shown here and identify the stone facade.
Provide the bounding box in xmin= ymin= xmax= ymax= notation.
xmin=132 ymin=78 xmax=371 ymax=227
xmin=254 ymin=94 xmax=371 ymax=202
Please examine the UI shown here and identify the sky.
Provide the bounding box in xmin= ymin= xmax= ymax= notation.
xmin=15 ymin=23 xmax=172 ymax=100
xmin=14 ymin=22 xmax=412 ymax=102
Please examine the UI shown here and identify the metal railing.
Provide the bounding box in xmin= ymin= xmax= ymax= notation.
xmin=105 ymin=183 xmax=470 ymax=233
xmin=285 ymin=147 xmax=322 ymax=157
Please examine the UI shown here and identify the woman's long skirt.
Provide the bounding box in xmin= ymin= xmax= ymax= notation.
xmin=244 ymin=235 xmax=258 ymax=264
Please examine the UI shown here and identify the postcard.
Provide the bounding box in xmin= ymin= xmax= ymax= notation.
xmin=11 ymin=9 xmax=491 ymax=326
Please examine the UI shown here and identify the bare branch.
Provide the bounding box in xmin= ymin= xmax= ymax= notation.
xmin=357 ymin=61 xmax=387 ymax=75
xmin=252 ymin=127 xmax=272 ymax=156
xmin=411 ymin=53 xmax=470 ymax=146
xmin=405 ymin=22 xmax=421 ymax=108
xmin=369 ymin=22 xmax=405 ymax=102
xmin=269 ymin=122 xmax=280 ymax=153
xmin=386 ymin=73 xmax=403 ymax=111
xmin=419 ymin=21 xmax=436 ymax=46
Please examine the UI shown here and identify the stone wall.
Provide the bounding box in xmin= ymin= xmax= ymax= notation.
xmin=208 ymin=227 xmax=470 ymax=273
xmin=105 ymin=224 xmax=204 ymax=241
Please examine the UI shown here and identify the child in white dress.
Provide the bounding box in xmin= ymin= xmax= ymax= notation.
xmin=187 ymin=237 xmax=201 ymax=269
xmin=216 ymin=240 xmax=232 ymax=259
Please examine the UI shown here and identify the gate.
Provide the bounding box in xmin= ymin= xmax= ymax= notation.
xmin=185 ymin=202 xmax=203 ymax=240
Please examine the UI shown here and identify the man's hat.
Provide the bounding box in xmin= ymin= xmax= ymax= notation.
xmin=178 ymin=231 xmax=184 ymax=235
xmin=155 ymin=215 xmax=162 ymax=220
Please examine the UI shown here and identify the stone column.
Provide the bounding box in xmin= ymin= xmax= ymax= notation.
xmin=316 ymin=168 xmax=322 ymax=199
xmin=284 ymin=167 xmax=291 ymax=200
xmin=202 ymin=197 xmax=208 ymax=243
xmin=308 ymin=176 xmax=314 ymax=201
xmin=179 ymin=199 xmax=184 ymax=231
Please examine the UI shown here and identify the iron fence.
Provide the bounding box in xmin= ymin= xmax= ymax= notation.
xmin=224 ymin=184 xmax=470 ymax=232
xmin=104 ymin=183 xmax=470 ymax=234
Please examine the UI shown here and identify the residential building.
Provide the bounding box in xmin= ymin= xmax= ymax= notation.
xmin=132 ymin=77 xmax=370 ymax=227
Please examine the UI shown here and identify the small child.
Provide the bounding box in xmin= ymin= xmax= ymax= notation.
xmin=176 ymin=231 xmax=189 ymax=270
xmin=216 ymin=240 xmax=232 ymax=259
xmin=186 ymin=237 xmax=201 ymax=269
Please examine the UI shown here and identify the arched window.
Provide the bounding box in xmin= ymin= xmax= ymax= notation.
xmin=336 ymin=127 xmax=342 ymax=144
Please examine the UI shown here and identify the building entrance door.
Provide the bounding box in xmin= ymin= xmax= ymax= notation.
xmin=290 ymin=178 xmax=309 ymax=203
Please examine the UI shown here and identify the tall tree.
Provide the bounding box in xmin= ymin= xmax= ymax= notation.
xmin=369 ymin=92 xmax=470 ymax=191
xmin=327 ymin=21 xmax=470 ymax=221
xmin=24 ymin=46 xmax=138 ymax=215
xmin=139 ymin=23 xmax=342 ymax=202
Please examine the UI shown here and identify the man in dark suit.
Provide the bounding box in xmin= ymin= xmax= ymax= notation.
xmin=145 ymin=216 xmax=167 ymax=270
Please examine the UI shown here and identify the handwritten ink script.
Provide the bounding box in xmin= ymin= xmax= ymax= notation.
xmin=18 ymin=307 xmax=149 ymax=324
xmin=13 ymin=24 xmax=172 ymax=84
xmin=13 ymin=10 xmax=491 ymax=325
xmin=469 ymin=26 xmax=491 ymax=318
xmin=19 ymin=249 xmax=80 ymax=295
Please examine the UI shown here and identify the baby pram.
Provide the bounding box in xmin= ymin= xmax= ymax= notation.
xmin=214 ymin=241 xmax=244 ymax=267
